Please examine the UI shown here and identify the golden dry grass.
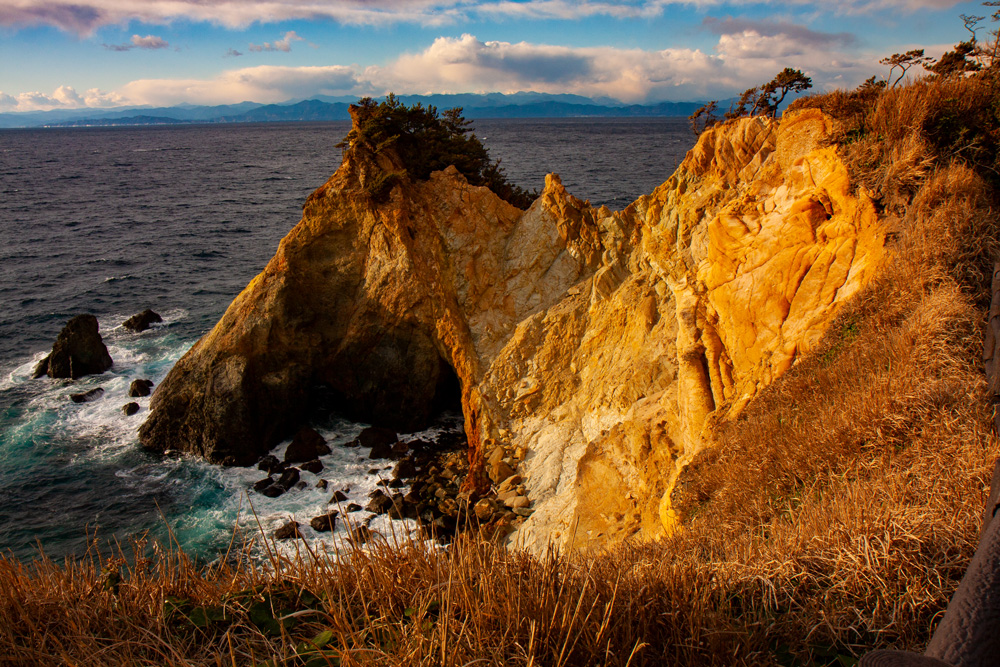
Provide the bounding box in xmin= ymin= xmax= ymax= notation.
xmin=5 ymin=72 xmax=1000 ymax=666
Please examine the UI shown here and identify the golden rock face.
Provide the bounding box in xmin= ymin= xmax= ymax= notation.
xmin=141 ymin=109 xmax=882 ymax=551
xmin=489 ymin=109 xmax=882 ymax=551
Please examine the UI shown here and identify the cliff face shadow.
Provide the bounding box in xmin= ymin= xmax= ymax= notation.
xmin=307 ymin=353 xmax=464 ymax=435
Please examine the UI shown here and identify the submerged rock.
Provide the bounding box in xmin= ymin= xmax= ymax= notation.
xmin=122 ymin=309 xmax=162 ymax=332
xmin=70 ymin=387 xmax=104 ymax=403
xmin=34 ymin=315 xmax=113 ymax=380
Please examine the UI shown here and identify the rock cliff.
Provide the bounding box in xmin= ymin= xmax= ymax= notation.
xmin=140 ymin=108 xmax=883 ymax=549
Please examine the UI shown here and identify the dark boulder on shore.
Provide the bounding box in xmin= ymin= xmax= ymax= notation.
xmin=284 ymin=427 xmax=331 ymax=463
xmin=273 ymin=521 xmax=302 ymax=540
xmin=33 ymin=315 xmax=113 ymax=380
xmin=309 ymin=511 xmax=338 ymax=532
xmin=122 ymin=309 xmax=162 ymax=332
xmin=255 ymin=467 xmax=301 ymax=498
xmin=129 ymin=379 xmax=154 ymax=397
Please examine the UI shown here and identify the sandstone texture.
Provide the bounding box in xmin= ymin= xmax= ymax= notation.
xmin=140 ymin=108 xmax=882 ymax=550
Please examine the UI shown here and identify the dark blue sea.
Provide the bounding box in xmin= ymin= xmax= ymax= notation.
xmin=0 ymin=118 xmax=693 ymax=562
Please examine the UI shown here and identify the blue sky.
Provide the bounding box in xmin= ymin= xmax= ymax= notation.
xmin=0 ymin=0 xmax=992 ymax=111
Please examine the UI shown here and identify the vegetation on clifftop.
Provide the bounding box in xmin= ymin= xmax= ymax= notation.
xmin=339 ymin=94 xmax=536 ymax=209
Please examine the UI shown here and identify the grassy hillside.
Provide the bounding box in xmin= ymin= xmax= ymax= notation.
xmin=4 ymin=73 xmax=1000 ymax=666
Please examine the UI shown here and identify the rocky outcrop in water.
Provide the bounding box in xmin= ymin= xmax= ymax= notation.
xmin=34 ymin=314 xmax=113 ymax=380
xmin=122 ymin=309 xmax=162 ymax=332
xmin=140 ymin=108 xmax=883 ymax=550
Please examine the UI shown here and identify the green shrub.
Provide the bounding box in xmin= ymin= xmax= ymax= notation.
xmin=339 ymin=94 xmax=536 ymax=208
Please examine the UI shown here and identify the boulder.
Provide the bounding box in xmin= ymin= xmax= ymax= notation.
xmin=393 ymin=459 xmax=418 ymax=480
xmin=300 ymin=459 xmax=324 ymax=474
xmin=122 ymin=402 xmax=140 ymax=416
xmin=330 ymin=490 xmax=349 ymax=503
xmin=504 ymin=495 xmax=530 ymax=509
xmin=283 ymin=427 xmax=330 ymax=463
xmin=34 ymin=315 xmax=113 ymax=380
xmin=273 ymin=521 xmax=302 ymax=540
xmin=257 ymin=467 xmax=300 ymax=498
xmin=70 ymin=387 xmax=104 ymax=404
xmin=490 ymin=460 xmax=515 ymax=485
xmin=128 ymin=379 xmax=154 ymax=397
xmin=276 ymin=468 xmax=301 ymax=490
xmin=252 ymin=477 xmax=274 ymax=493
xmin=366 ymin=491 xmax=393 ymax=514
xmin=310 ymin=512 xmax=338 ymax=532
xmin=257 ymin=455 xmax=285 ymax=474
xmin=315 ymin=479 xmax=329 ymax=490
xmin=348 ymin=525 xmax=374 ymax=545
xmin=474 ymin=498 xmax=497 ymax=521
xmin=345 ymin=503 xmax=362 ymax=513
xmin=122 ymin=309 xmax=162 ymax=332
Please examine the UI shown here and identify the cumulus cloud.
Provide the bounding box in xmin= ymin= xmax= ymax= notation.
xmin=703 ymin=17 xmax=856 ymax=47
xmin=364 ymin=34 xmax=762 ymax=102
xmin=1 ymin=31 xmax=888 ymax=111
xmin=117 ymin=65 xmax=361 ymax=106
xmin=248 ymin=30 xmax=303 ymax=52
xmin=0 ymin=85 xmax=125 ymax=111
xmin=104 ymin=33 xmax=169 ymax=51
xmin=0 ymin=0 xmax=969 ymax=34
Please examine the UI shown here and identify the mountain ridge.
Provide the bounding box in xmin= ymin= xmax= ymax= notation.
xmin=1 ymin=93 xmax=708 ymax=128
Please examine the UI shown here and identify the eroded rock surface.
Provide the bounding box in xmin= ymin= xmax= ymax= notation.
xmin=34 ymin=314 xmax=113 ymax=380
xmin=141 ymin=109 xmax=882 ymax=551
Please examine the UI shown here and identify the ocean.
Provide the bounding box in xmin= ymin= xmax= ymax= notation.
xmin=0 ymin=117 xmax=693 ymax=562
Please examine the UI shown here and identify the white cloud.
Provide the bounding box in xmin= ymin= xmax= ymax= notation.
xmin=0 ymin=0 xmax=968 ymax=34
xmin=364 ymin=33 xmax=871 ymax=102
xmin=0 ymin=30 xmax=899 ymax=111
xmin=0 ymin=85 xmax=129 ymax=111
xmin=104 ymin=33 xmax=169 ymax=51
xmin=248 ymin=30 xmax=303 ymax=52
xmin=118 ymin=65 xmax=361 ymax=106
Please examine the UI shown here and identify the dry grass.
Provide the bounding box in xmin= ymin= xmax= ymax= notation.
xmin=5 ymin=73 xmax=1000 ymax=666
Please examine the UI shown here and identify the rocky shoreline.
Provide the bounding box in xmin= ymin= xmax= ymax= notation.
xmin=258 ymin=422 xmax=533 ymax=545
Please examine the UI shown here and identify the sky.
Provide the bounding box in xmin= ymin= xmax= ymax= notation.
xmin=0 ymin=0 xmax=994 ymax=112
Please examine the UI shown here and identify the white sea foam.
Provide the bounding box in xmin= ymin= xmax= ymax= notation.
xmin=0 ymin=313 xmax=455 ymax=561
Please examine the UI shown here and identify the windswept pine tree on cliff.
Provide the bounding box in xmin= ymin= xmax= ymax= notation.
xmin=338 ymin=95 xmax=535 ymax=208
xmin=689 ymin=67 xmax=813 ymax=133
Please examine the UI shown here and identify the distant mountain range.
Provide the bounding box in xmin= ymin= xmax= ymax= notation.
xmin=0 ymin=93 xmax=708 ymax=128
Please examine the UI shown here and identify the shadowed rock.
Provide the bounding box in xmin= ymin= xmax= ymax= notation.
xmin=273 ymin=521 xmax=301 ymax=540
xmin=129 ymin=379 xmax=154 ymax=397
xmin=70 ymin=387 xmax=104 ymax=403
xmin=122 ymin=309 xmax=162 ymax=332
xmin=34 ymin=315 xmax=113 ymax=380
xmin=284 ymin=427 xmax=330 ymax=463
xmin=309 ymin=512 xmax=338 ymax=532
xmin=122 ymin=402 xmax=140 ymax=416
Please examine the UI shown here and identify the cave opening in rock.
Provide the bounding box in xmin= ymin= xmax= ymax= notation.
xmin=305 ymin=355 xmax=463 ymax=435
xmin=430 ymin=357 xmax=463 ymax=420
